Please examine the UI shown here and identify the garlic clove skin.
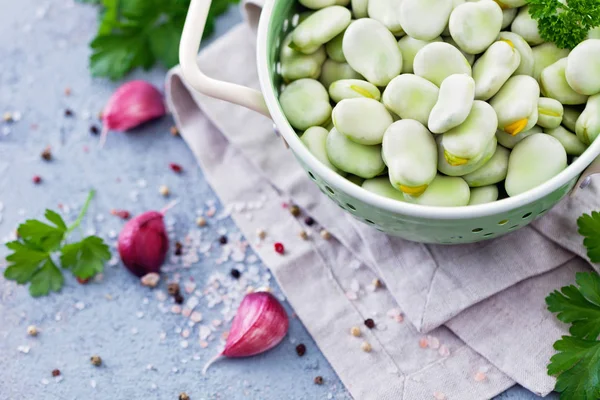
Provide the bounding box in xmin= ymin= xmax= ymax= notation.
xmin=100 ymin=80 xmax=166 ymax=147
xmin=223 ymin=292 xmax=289 ymax=358
xmin=118 ymin=211 xmax=169 ymax=277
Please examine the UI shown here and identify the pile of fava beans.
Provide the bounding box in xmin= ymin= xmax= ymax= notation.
xmin=278 ymin=0 xmax=600 ymax=207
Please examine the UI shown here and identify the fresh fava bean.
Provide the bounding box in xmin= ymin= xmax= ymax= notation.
xmin=362 ymin=177 xmax=406 ymax=201
xmin=468 ymin=185 xmax=499 ymax=205
xmin=368 ymin=0 xmax=405 ymax=36
xmin=441 ymin=101 xmax=498 ymax=165
xmin=490 ymin=75 xmax=540 ymax=135
xmin=336 ymin=0 xmax=350 ymax=6
xmin=404 ymin=175 xmax=470 ymax=207
xmin=400 ymin=0 xmax=453 ymax=41
xmin=531 ymin=42 xmax=570 ymax=82
xmin=511 ymin=6 xmax=544 ymax=46
xmin=438 ymin=135 xmax=497 ymax=176
xmin=382 ymin=74 xmax=440 ymax=126
xmin=326 ymin=128 xmax=386 ymax=178
xmin=398 ymin=36 xmax=443 ymax=74
xmin=472 ymin=40 xmax=521 ymax=101
xmin=576 ymin=94 xmax=600 ymax=145
xmin=566 ymin=40 xmax=600 ymax=96
xmin=351 ymin=0 xmax=368 ymax=18
xmin=280 ymin=33 xmax=327 ymax=82
xmin=449 ymin=1 xmax=503 ymax=54
xmin=501 ymin=7 xmax=518 ymax=30
xmin=342 ymin=19 xmax=403 ymax=86
xmin=495 ymin=126 xmax=542 ymax=149
xmin=429 ymin=74 xmax=475 ymax=134
xmin=497 ymin=32 xmax=534 ymax=76
xmin=589 ymin=27 xmax=600 ymax=40
xmin=413 ymin=42 xmax=472 ymax=87
xmin=505 ymin=134 xmax=567 ymax=197
xmin=463 ymin=145 xmax=510 ymax=187
xmin=292 ymin=6 xmax=352 ymax=54
xmin=562 ymin=107 xmax=582 ymax=132
xmin=540 ymin=58 xmax=589 ymax=105
xmin=382 ymin=120 xmax=438 ymax=196
xmin=536 ymin=97 xmax=563 ymax=129
xmin=332 ymin=98 xmax=393 ymax=145
xmin=299 ymin=0 xmax=336 ymax=9
xmin=443 ymin=37 xmax=475 ymax=65
xmin=440 ymin=0 xmax=467 ymax=37
xmin=329 ymin=79 xmax=381 ymax=102
xmin=496 ymin=0 xmax=528 ymax=7
xmin=545 ymin=126 xmax=588 ymax=156
xmin=319 ymin=59 xmax=363 ymax=89
xmin=280 ymin=79 xmax=332 ymax=130
xmin=325 ymin=30 xmax=346 ymax=62
xmin=301 ymin=126 xmax=344 ymax=173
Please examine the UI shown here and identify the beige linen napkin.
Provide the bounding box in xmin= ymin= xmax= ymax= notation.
xmin=166 ymin=4 xmax=599 ymax=398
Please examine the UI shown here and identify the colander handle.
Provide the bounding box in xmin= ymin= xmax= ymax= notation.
xmin=571 ymin=155 xmax=600 ymax=197
xmin=179 ymin=0 xmax=271 ymax=117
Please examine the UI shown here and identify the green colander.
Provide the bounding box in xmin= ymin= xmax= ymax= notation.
xmin=179 ymin=0 xmax=600 ymax=244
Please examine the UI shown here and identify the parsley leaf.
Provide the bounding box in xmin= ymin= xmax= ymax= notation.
xmin=81 ymin=0 xmax=240 ymax=80
xmin=548 ymin=336 xmax=600 ymax=400
xmin=578 ymin=212 xmax=600 ymax=263
xmin=61 ymin=236 xmax=111 ymax=280
xmin=528 ymin=0 xmax=600 ymax=49
xmin=3 ymin=190 xmax=111 ymax=297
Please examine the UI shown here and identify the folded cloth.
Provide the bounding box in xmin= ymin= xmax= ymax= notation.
xmin=166 ymin=4 xmax=599 ymax=398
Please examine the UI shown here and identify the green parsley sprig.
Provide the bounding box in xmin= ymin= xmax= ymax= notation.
xmin=77 ymin=0 xmax=240 ymax=80
xmin=3 ymin=190 xmax=110 ymax=297
xmin=528 ymin=0 xmax=600 ymax=49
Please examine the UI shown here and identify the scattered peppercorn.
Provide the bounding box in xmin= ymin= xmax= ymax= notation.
xmin=299 ymin=230 xmax=309 ymax=240
xmin=304 ymin=216 xmax=315 ymax=226
xmin=64 ymin=108 xmax=74 ymax=117
xmin=169 ymin=163 xmax=183 ymax=173
xmin=314 ymin=376 xmax=324 ymax=385
xmin=64 ymin=87 xmax=72 ymax=96
xmin=174 ymin=241 xmax=183 ymax=256
xmin=364 ymin=318 xmax=375 ymax=329
xmin=76 ymin=277 xmax=90 ymax=285
xmin=230 ymin=268 xmax=241 ymax=279
xmin=179 ymin=393 xmax=190 ymax=400
xmin=174 ymin=294 xmax=184 ymax=305
xmin=295 ymin=343 xmax=306 ymax=357
xmin=256 ymin=229 xmax=266 ymax=240
xmin=320 ymin=229 xmax=332 ymax=240
xmin=159 ymin=185 xmax=170 ymax=197
xmin=2 ymin=112 xmax=13 ymax=122
xmin=27 ymin=325 xmax=38 ymax=336
xmin=361 ymin=341 xmax=372 ymax=353
xmin=52 ymin=369 xmax=61 ymax=377
xmin=90 ymin=125 xmax=100 ymax=135
xmin=90 ymin=355 xmax=102 ymax=366
xmin=167 ymin=283 xmax=181 ymax=296
xmin=350 ymin=326 xmax=361 ymax=337
xmin=110 ymin=209 xmax=131 ymax=220
xmin=218 ymin=235 xmax=228 ymax=245
xmin=41 ymin=146 xmax=52 ymax=161
xmin=32 ymin=175 xmax=42 ymax=184
xmin=289 ymin=205 xmax=301 ymax=217
xmin=196 ymin=217 xmax=207 ymax=227
xmin=170 ymin=126 xmax=179 ymax=136
xmin=274 ymin=242 xmax=285 ymax=254
xmin=372 ymin=278 xmax=382 ymax=289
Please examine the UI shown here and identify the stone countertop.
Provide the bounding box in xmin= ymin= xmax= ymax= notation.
xmin=0 ymin=1 xmax=556 ymax=399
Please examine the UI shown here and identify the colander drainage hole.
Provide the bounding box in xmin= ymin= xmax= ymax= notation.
xmin=484 ymin=233 xmax=494 ymax=237
xmin=346 ymin=203 xmax=356 ymax=211
xmin=325 ymin=186 xmax=335 ymax=195
xmin=509 ymin=225 xmax=519 ymax=230
xmin=522 ymin=212 xmax=532 ymax=219
xmin=308 ymin=171 xmax=316 ymax=181
xmin=365 ymin=219 xmax=375 ymax=225
xmin=498 ymin=219 xmax=509 ymax=225
xmin=472 ymin=228 xmax=483 ymax=233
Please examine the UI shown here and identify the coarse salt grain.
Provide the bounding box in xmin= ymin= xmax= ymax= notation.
xmin=199 ymin=340 xmax=208 ymax=348
xmin=74 ymin=301 xmax=85 ymax=310
xmin=438 ymin=345 xmax=450 ymax=357
xmin=41 ymin=378 xmax=50 ymax=385
xmin=345 ymin=291 xmax=358 ymax=300
xmin=199 ymin=325 xmax=211 ymax=340
xmin=474 ymin=372 xmax=487 ymax=382
xmin=17 ymin=345 xmax=30 ymax=354
xmin=181 ymin=308 xmax=192 ymax=318
xmin=171 ymin=305 xmax=182 ymax=314
xmin=427 ymin=336 xmax=440 ymax=349
xmin=182 ymin=329 xmax=190 ymax=338
xmin=433 ymin=391 xmax=446 ymax=400
xmin=136 ymin=311 xmax=144 ymax=319
xmin=90 ymin=380 xmax=97 ymax=388
xmin=180 ymin=340 xmax=189 ymax=349
xmin=190 ymin=312 xmax=203 ymax=323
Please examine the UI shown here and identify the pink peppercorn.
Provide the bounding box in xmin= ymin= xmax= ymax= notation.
xmin=274 ymin=242 xmax=285 ymax=254
xmin=32 ymin=175 xmax=42 ymax=184
xmin=169 ymin=163 xmax=183 ymax=173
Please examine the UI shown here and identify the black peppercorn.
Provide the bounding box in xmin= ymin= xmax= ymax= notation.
xmin=174 ymin=241 xmax=183 ymax=256
xmin=174 ymin=294 xmax=184 ymax=304
xmin=304 ymin=216 xmax=315 ymax=226
xmin=314 ymin=376 xmax=324 ymax=385
xmin=52 ymin=369 xmax=61 ymax=377
xmin=167 ymin=283 xmax=180 ymax=296
xmin=90 ymin=355 xmax=102 ymax=366
xmin=90 ymin=125 xmax=100 ymax=135
xmin=295 ymin=343 xmax=306 ymax=357
xmin=230 ymin=269 xmax=241 ymax=279
xmin=218 ymin=235 xmax=228 ymax=245
xmin=179 ymin=393 xmax=190 ymax=400
xmin=64 ymin=108 xmax=74 ymax=117
xmin=41 ymin=147 xmax=52 ymax=161
xmin=289 ymin=205 xmax=301 ymax=217
xmin=364 ymin=318 xmax=375 ymax=329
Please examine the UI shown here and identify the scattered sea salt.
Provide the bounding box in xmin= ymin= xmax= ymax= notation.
xmin=180 ymin=340 xmax=189 ymax=349
xmin=17 ymin=345 xmax=30 ymax=354
xmin=90 ymin=380 xmax=97 ymax=389
xmin=74 ymin=301 xmax=85 ymax=310
xmin=438 ymin=345 xmax=450 ymax=357
xmin=41 ymin=378 xmax=49 ymax=385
